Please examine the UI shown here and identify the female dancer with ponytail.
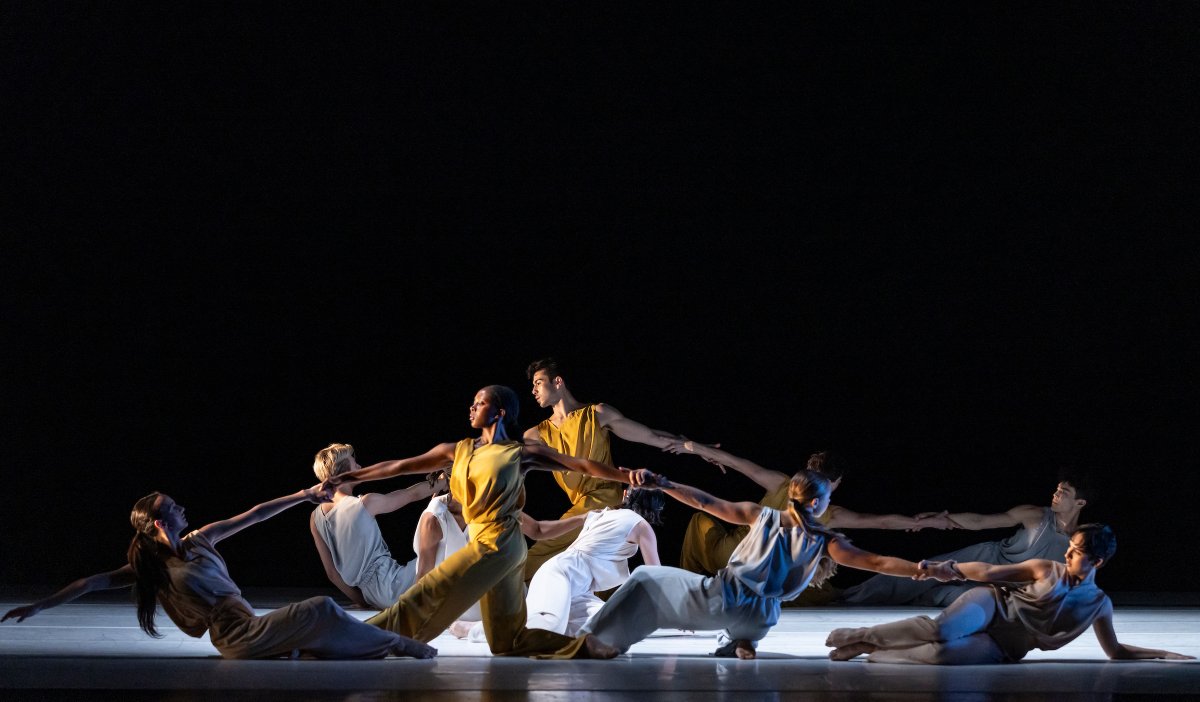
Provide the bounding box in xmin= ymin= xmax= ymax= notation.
xmin=548 ymin=469 xmax=958 ymax=660
xmin=2 ymin=487 xmax=436 ymax=660
xmin=321 ymin=384 xmax=639 ymax=656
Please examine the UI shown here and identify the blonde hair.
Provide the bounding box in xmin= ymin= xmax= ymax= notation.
xmin=313 ymin=443 xmax=356 ymax=482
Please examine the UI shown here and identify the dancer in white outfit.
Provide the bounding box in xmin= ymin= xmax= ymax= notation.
xmin=416 ymin=490 xmax=483 ymax=622
xmin=526 ymin=496 xmax=661 ymax=635
xmin=827 ymin=524 xmax=1193 ymax=663
xmin=459 ymin=487 xmax=665 ymax=642
xmin=548 ymin=469 xmax=957 ymax=660
xmin=309 ymin=443 xmax=446 ymax=609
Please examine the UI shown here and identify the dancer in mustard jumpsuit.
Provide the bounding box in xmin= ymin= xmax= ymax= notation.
xmin=322 ymin=384 xmax=636 ymax=655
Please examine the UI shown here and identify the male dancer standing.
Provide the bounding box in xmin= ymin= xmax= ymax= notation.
xmin=522 ymin=357 xmax=690 ymax=580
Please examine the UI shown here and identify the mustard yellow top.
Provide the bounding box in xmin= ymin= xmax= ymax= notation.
xmin=536 ymin=404 xmax=621 ymax=504
xmin=450 ymin=438 xmax=526 ymax=536
xmin=760 ymin=481 xmax=791 ymax=510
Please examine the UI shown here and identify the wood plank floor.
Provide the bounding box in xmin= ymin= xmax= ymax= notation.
xmin=2 ymin=590 xmax=1197 ymax=700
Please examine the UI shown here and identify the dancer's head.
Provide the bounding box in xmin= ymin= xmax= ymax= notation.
xmin=1067 ymin=524 xmax=1115 ymax=576
xmin=622 ymin=487 xmax=666 ymax=525
xmin=1051 ymin=475 xmax=1090 ymax=514
xmin=527 ymin=357 xmax=570 ymax=408
xmin=806 ymin=451 xmax=845 ymax=490
xmin=785 ymin=470 xmax=839 ymax=587
xmin=313 ymin=443 xmax=358 ymax=483
xmin=127 ymin=492 xmax=173 ymax=638
xmin=472 ymin=385 xmax=520 ymax=438
xmin=787 ymin=469 xmax=834 ymax=519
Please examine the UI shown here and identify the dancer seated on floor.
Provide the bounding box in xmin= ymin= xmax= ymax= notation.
xmin=1 ymin=487 xmax=435 ymax=660
xmin=320 ymin=384 xmax=639 ymax=656
xmin=544 ymin=469 xmax=958 ymax=661
xmin=454 ymin=486 xmax=665 ymax=642
xmin=827 ymin=524 xmax=1193 ymax=664
xmin=310 ymin=442 xmax=449 ymax=609
xmin=669 ymin=443 xmax=948 ymax=603
xmin=840 ymin=478 xmax=1089 ymax=607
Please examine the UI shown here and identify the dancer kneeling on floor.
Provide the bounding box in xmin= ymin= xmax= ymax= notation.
xmin=548 ymin=468 xmax=959 ymax=660
xmin=2 ymin=487 xmax=435 ymax=660
xmin=320 ymin=384 xmax=639 ymax=656
xmin=826 ymin=524 xmax=1193 ymax=664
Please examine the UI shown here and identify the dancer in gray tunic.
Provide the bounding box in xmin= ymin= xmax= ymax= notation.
xmin=3 ymin=488 xmax=436 ymax=660
xmin=546 ymin=469 xmax=958 ymax=660
xmin=841 ymin=480 xmax=1087 ymax=606
xmin=828 ymin=524 xmax=1193 ymax=664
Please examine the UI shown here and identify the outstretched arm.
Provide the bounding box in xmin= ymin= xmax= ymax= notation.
xmin=827 ymin=538 xmax=956 ymax=580
xmin=519 ymin=512 xmax=589 ymax=541
xmin=199 ymin=485 xmax=327 ymax=545
xmin=360 ymin=475 xmax=446 ymax=517
xmin=522 ymin=443 xmax=634 ymax=485
xmin=3 ymin=565 xmax=135 ymax=623
xmin=594 ymin=403 xmax=684 ymax=450
xmin=631 ymin=469 xmax=763 ymax=526
xmin=824 ymin=504 xmax=924 ymax=530
xmin=669 ymin=441 xmax=789 ymax=492
xmin=324 ymin=443 xmax=457 ymax=490
xmin=919 ymin=558 xmax=1055 ymax=584
xmin=630 ymin=520 xmax=661 ymax=566
xmin=308 ymin=512 xmax=368 ymax=608
xmin=1092 ymin=602 xmax=1195 ymax=660
xmin=942 ymin=504 xmax=1043 ymax=531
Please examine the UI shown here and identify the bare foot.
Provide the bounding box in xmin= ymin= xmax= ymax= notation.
xmin=825 ymin=627 xmax=868 ymax=648
xmin=829 ymin=641 xmax=875 ymax=661
xmin=392 ymin=637 xmax=437 ymax=659
xmin=582 ymin=634 xmax=620 ymax=659
xmin=448 ymin=620 xmax=474 ymax=639
xmin=713 ymin=638 xmax=755 ymax=659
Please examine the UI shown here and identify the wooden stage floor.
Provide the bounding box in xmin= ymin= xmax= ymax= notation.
xmin=2 ymin=589 xmax=1197 ymax=700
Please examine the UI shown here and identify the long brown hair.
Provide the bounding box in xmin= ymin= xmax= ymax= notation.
xmin=128 ymin=492 xmax=171 ymax=638
xmin=786 ymin=469 xmax=842 ymax=587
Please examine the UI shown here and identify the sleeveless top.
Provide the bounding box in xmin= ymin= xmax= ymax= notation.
xmin=566 ymin=508 xmax=645 ymax=591
xmin=158 ymin=531 xmax=252 ymax=637
xmin=719 ymin=507 xmax=828 ymax=604
xmin=450 ymin=438 xmax=526 ymax=536
xmin=415 ymin=493 xmax=482 ymax=620
xmin=536 ymin=404 xmax=621 ymax=504
xmin=989 ymin=561 xmax=1110 ymax=659
xmin=1001 ymin=507 xmax=1072 ymax=562
xmin=312 ymin=495 xmax=416 ymax=609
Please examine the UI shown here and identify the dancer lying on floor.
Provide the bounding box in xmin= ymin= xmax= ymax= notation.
xmin=1 ymin=487 xmax=435 ymax=660
xmin=454 ymin=486 xmax=665 ymax=641
xmin=544 ymin=468 xmax=958 ymax=660
xmin=827 ymin=523 xmax=1193 ymax=663
xmin=320 ymin=384 xmax=638 ymax=656
xmin=840 ymin=478 xmax=1090 ymax=606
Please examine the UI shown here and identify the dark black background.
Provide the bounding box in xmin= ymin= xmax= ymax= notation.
xmin=3 ymin=5 xmax=1197 ymax=595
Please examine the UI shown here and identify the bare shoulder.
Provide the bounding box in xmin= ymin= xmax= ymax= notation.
xmin=1009 ymin=504 xmax=1046 ymax=526
xmin=523 ymin=425 xmax=544 ymax=442
xmin=593 ymin=403 xmax=624 ymax=421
